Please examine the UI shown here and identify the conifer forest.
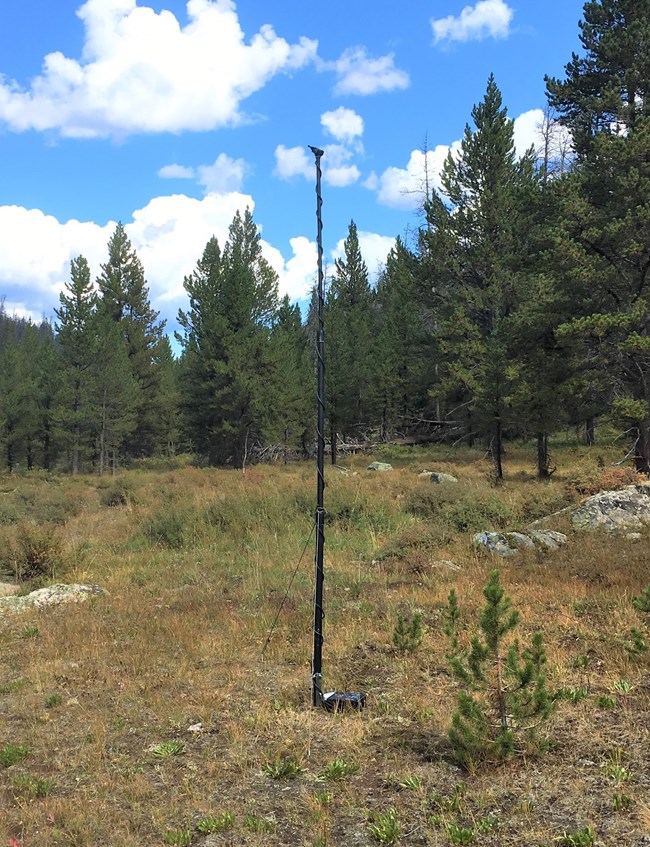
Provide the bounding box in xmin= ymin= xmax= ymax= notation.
xmin=1 ymin=0 xmax=649 ymax=478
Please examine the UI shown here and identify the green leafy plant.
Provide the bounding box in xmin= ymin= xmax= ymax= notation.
xmin=11 ymin=773 xmax=54 ymax=798
xmin=446 ymin=822 xmax=474 ymax=844
xmin=430 ymin=784 xmax=466 ymax=815
xmin=555 ymin=686 xmax=589 ymax=703
xmin=151 ymin=741 xmax=184 ymax=758
xmin=612 ymin=793 xmax=633 ymax=811
xmin=196 ymin=812 xmax=235 ymax=833
xmin=596 ymin=695 xmax=617 ymax=709
xmin=21 ymin=625 xmax=39 ymax=639
xmin=392 ymin=611 xmax=423 ymax=653
xmin=555 ymin=825 xmax=595 ymax=846
xmin=0 ymin=744 xmax=29 ymax=769
xmin=45 ymin=693 xmax=63 ymax=709
xmin=162 ymin=828 xmax=192 ymax=846
xmin=368 ymin=808 xmax=400 ymax=845
xmin=243 ymin=813 xmax=275 ymax=833
xmin=262 ymin=754 xmax=302 ymax=780
xmin=319 ymin=758 xmax=359 ymax=782
xmin=397 ymin=775 xmax=421 ymax=790
xmin=475 ymin=815 xmax=499 ymax=833
xmin=602 ymin=762 xmax=632 ymax=783
xmin=445 ymin=571 xmax=553 ymax=768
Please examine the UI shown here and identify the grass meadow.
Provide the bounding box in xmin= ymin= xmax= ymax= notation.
xmin=0 ymin=443 xmax=649 ymax=846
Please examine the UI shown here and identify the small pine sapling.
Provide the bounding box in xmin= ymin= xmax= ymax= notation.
xmin=393 ymin=611 xmax=423 ymax=653
xmin=444 ymin=570 xmax=553 ymax=768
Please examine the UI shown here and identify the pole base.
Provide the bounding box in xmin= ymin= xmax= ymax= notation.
xmin=321 ymin=691 xmax=366 ymax=712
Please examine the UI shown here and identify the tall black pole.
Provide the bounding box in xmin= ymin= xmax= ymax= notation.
xmin=309 ymin=145 xmax=326 ymax=708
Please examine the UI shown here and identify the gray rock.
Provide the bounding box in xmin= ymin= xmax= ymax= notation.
xmin=367 ymin=461 xmax=393 ymax=472
xmin=529 ymin=530 xmax=568 ymax=549
xmin=475 ymin=529 xmax=567 ymax=557
xmin=430 ymin=472 xmax=458 ymax=484
xmin=0 ymin=583 xmax=106 ymax=615
xmin=474 ymin=531 xmax=517 ymax=557
xmin=507 ymin=532 xmax=536 ymax=549
xmin=571 ymin=483 xmax=650 ymax=532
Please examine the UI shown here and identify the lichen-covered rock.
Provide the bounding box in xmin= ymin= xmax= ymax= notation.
xmin=367 ymin=462 xmax=393 ymax=472
xmin=430 ymin=472 xmax=458 ymax=484
xmin=507 ymin=532 xmax=536 ymax=549
xmin=529 ymin=530 xmax=568 ymax=549
xmin=476 ymin=529 xmax=568 ymax=557
xmin=571 ymin=483 xmax=650 ymax=532
xmin=0 ymin=583 xmax=106 ymax=615
xmin=474 ymin=531 xmax=517 ymax=557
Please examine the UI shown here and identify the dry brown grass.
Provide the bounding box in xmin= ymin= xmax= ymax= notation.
xmin=1 ymin=444 xmax=649 ymax=846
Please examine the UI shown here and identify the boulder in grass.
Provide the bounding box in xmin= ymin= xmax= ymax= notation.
xmin=0 ymin=583 xmax=106 ymax=615
xmin=474 ymin=531 xmax=517 ymax=557
xmin=571 ymin=483 xmax=650 ymax=532
xmin=430 ymin=471 xmax=458 ymax=484
xmin=529 ymin=530 xmax=567 ymax=549
xmin=507 ymin=532 xmax=535 ymax=549
xmin=367 ymin=462 xmax=393 ymax=472
xmin=476 ymin=529 xmax=568 ymax=557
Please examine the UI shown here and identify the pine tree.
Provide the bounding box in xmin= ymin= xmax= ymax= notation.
xmin=445 ymin=571 xmax=553 ymax=769
xmin=55 ymin=255 xmax=100 ymax=474
xmin=97 ymin=224 xmax=167 ymax=457
xmin=92 ymin=317 xmax=138 ymax=475
xmin=546 ymin=0 xmax=650 ymax=472
xmin=325 ymin=221 xmax=376 ymax=462
xmin=268 ymin=295 xmax=313 ymax=459
xmin=374 ymin=238 xmax=431 ymax=438
xmin=178 ymin=210 xmax=279 ymax=467
xmin=546 ymin=0 xmax=650 ymax=154
xmin=421 ymin=76 xmax=538 ymax=478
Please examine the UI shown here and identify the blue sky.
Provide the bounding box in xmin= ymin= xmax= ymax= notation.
xmin=0 ymin=0 xmax=586 ymax=336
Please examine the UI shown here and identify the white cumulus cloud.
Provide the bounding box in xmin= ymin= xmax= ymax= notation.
xmin=432 ymin=0 xmax=514 ymax=44
xmin=197 ymin=153 xmax=249 ymax=193
xmin=274 ymin=143 xmax=360 ymax=187
xmin=158 ymin=164 xmax=196 ymax=180
xmin=370 ymin=143 xmax=461 ymax=210
xmin=0 ymin=192 xmax=317 ymax=322
xmin=321 ymin=107 xmax=364 ymax=143
xmin=0 ymin=0 xmax=318 ymax=137
xmin=324 ymin=47 xmax=410 ymax=96
xmin=263 ymin=236 xmax=317 ymax=301
xmin=274 ymin=145 xmax=313 ymax=181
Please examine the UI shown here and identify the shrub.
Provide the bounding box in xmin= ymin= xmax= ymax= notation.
xmin=12 ymin=522 xmax=62 ymax=582
xmin=404 ymin=486 xmax=513 ymax=531
xmin=32 ymin=489 xmax=83 ymax=525
xmin=143 ymin=509 xmax=189 ymax=549
xmin=99 ymin=479 xmax=137 ymax=508
xmin=567 ymin=465 xmax=644 ymax=497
